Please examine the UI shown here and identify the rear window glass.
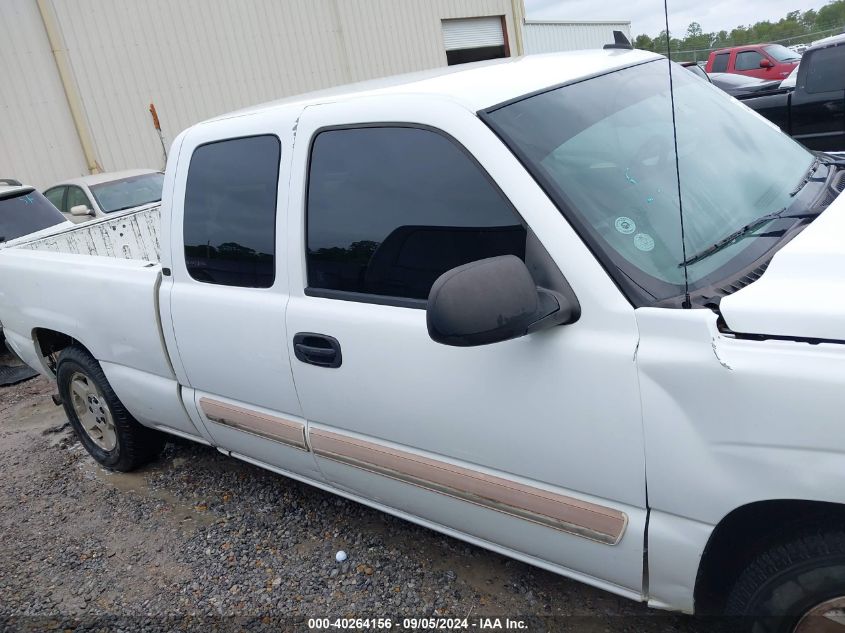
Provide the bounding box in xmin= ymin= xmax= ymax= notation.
xmin=0 ymin=190 xmax=66 ymax=243
xmin=805 ymin=46 xmax=845 ymax=94
xmin=711 ymin=53 xmax=729 ymax=72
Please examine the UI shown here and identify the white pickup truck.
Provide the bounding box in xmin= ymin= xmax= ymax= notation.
xmin=2 ymin=49 xmax=844 ymax=631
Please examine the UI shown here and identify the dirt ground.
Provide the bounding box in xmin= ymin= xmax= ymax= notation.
xmin=0 ymin=355 xmax=706 ymax=632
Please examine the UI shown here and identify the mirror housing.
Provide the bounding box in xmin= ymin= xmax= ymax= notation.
xmin=427 ymin=255 xmax=577 ymax=347
xmin=759 ymin=59 xmax=774 ymax=68
xmin=70 ymin=204 xmax=93 ymax=216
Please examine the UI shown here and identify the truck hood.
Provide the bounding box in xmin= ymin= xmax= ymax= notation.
xmin=720 ymin=183 xmax=845 ymax=342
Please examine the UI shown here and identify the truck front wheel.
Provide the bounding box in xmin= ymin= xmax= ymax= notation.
xmin=724 ymin=526 xmax=845 ymax=633
xmin=56 ymin=346 xmax=163 ymax=471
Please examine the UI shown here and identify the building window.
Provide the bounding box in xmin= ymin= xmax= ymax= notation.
xmin=306 ymin=126 xmax=526 ymax=303
xmin=442 ymin=17 xmax=509 ymax=66
xmin=183 ymin=135 xmax=280 ymax=288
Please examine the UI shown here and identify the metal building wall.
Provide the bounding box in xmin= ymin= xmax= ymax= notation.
xmin=0 ymin=0 xmax=89 ymax=187
xmin=523 ymin=21 xmax=632 ymax=54
xmin=1 ymin=0 xmax=518 ymax=188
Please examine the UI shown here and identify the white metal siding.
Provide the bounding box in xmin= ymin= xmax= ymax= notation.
xmin=0 ymin=0 xmax=517 ymax=188
xmin=0 ymin=0 xmax=88 ymax=188
xmin=523 ymin=21 xmax=632 ymax=54
xmin=442 ymin=17 xmax=505 ymax=51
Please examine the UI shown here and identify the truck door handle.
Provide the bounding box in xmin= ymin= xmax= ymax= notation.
xmin=293 ymin=333 xmax=342 ymax=368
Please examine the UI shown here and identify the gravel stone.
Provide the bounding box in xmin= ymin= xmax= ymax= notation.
xmin=0 ymin=369 xmax=704 ymax=631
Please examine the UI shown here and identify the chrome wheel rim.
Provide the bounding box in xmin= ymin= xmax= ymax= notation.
xmin=68 ymin=371 xmax=117 ymax=451
xmin=795 ymin=597 xmax=845 ymax=633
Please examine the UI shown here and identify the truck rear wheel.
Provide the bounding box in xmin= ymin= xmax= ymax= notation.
xmin=56 ymin=346 xmax=163 ymax=471
xmin=724 ymin=526 xmax=845 ymax=633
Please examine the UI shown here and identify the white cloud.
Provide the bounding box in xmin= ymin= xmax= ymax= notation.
xmin=525 ymin=0 xmax=832 ymax=38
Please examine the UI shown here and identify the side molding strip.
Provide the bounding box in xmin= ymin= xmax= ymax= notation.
xmin=199 ymin=398 xmax=307 ymax=451
xmin=310 ymin=428 xmax=627 ymax=545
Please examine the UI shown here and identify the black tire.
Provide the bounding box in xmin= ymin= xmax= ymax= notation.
xmin=724 ymin=526 xmax=845 ymax=633
xmin=56 ymin=346 xmax=163 ymax=471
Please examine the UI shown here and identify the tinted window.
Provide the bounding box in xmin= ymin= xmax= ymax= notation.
xmin=66 ymin=186 xmax=91 ymax=211
xmin=44 ymin=187 xmax=66 ymax=212
xmin=805 ymin=46 xmax=845 ymax=94
xmin=183 ymin=135 xmax=280 ymax=288
xmin=307 ymin=127 xmax=525 ymax=302
xmin=0 ymin=189 xmax=66 ymax=243
xmin=712 ymin=53 xmax=730 ymax=72
xmin=736 ymin=51 xmax=764 ymax=71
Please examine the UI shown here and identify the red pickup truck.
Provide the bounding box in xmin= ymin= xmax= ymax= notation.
xmin=705 ymin=44 xmax=801 ymax=80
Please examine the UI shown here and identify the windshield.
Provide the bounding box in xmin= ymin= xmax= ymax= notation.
xmin=484 ymin=59 xmax=813 ymax=302
xmin=764 ymin=44 xmax=801 ymax=62
xmin=90 ymin=172 xmax=164 ymax=213
xmin=0 ymin=189 xmax=66 ymax=243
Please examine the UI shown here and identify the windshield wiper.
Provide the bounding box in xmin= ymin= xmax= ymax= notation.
xmin=680 ymin=209 xmax=817 ymax=267
xmin=816 ymin=151 xmax=845 ymax=168
xmin=789 ymin=157 xmax=822 ymax=196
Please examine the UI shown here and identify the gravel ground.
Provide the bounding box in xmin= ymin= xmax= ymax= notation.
xmin=0 ymin=360 xmax=707 ymax=632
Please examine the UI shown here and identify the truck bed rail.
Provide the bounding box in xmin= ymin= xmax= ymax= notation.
xmin=17 ymin=204 xmax=162 ymax=262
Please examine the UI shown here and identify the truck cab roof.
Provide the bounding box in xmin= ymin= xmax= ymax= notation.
xmin=209 ymin=49 xmax=662 ymax=123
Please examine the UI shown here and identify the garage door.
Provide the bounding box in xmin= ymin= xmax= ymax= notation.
xmin=442 ymin=17 xmax=508 ymax=65
xmin=442 ymin=17 xmax=505 ymax=50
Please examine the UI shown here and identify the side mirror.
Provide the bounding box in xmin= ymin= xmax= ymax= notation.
xmin=427 ymin=255 xmax=577 ymax=347
xmin=70 ymin=204 xmax=93 ymax=216
xmin=759 ymin=59 xmax=774 ymax=69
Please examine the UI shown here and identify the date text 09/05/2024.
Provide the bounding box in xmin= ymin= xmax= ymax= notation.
xmin=307 ymin=618 xmax=528 ymax=630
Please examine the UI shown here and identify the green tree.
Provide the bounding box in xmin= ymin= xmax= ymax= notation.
xmin=634 ymin=0 xmax=845 ymax=58
xmin=634 ymin=34 xmax=654 ymax=50
xmin=686 ymin=21 xmax=703 ymax=38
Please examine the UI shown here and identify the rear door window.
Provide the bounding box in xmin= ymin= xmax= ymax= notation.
xmin=711 ymin=53 xmax=730 ymax=72
xmin=183 ymin=135 xmax=281 ymax=288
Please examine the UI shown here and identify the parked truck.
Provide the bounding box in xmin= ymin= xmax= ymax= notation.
xmin=2 ymin=50 xmax=845 ymax=632
xmin=740 ymin=35 xmax=845 ymax=151
xmin=705 ymin=43 xmax=801 ymax=80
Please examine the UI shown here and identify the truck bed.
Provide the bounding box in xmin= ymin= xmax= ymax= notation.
xmin=16 ymin=203 xmax=161 ymax=262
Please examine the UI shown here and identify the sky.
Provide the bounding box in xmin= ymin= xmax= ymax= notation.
xmin=525 ymin=0 xmax=832 ymax=38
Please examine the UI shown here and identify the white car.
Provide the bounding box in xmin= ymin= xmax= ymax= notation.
xmin=2 ymin=51 xmax=845 ymax=632
xmin=43 ymin=169 xmax=164 ymax=223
